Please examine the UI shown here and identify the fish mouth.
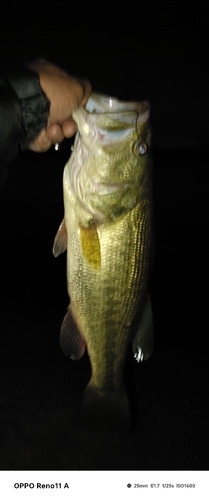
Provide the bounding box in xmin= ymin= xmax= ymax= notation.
xmin=70 ymin=93 xmax=151 ymax=163
xmin=86 ymin=93 xmax=150 ymax=116
xmin=72 ymin=93 xmax=150 ymax=138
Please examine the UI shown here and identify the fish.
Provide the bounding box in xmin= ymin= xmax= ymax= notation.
xmin=53 ymin=93 xmax=154 ymax=427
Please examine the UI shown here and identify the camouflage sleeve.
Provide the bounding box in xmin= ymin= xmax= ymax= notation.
xmin=0 ymin=68 xmax=50 ymax=185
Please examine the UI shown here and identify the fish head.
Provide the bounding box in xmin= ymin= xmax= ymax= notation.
xmin=69 ymin=93 xmax=152 ymax=223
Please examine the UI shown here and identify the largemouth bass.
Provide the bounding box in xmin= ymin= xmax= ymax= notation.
xmin=53 ymin=93 xmax=154 ymax=426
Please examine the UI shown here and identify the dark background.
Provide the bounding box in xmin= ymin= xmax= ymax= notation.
xmin=0 ymin=1 xmax=208 ymax=470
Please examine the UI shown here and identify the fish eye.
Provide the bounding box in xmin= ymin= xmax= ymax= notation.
xmin=134 ymin=141 xmax=148 ymax=156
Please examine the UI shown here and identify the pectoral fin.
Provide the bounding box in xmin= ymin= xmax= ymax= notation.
xmin=53 ymin=219 xmax=67 ymax=257
xmin=80 ymin=222 xmax=101 ymax=269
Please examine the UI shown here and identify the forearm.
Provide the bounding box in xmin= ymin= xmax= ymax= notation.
xmin=0 ymin=68 xmax=50 ymax=185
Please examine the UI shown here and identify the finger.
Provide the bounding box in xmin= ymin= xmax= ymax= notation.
xmin=29 ymin=129 xmax=52 ymax=152
xmin=62 ymin=119 xmax=77 ymax=138
xmin=46 ymin=124 xmax=64 ymax=143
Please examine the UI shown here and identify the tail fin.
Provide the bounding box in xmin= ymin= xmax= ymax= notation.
xmin=80 ymin=382 xmax=132 ymax=432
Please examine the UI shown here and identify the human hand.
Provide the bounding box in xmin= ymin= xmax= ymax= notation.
xmin=26 ymin=60 xmax=91 ymax=152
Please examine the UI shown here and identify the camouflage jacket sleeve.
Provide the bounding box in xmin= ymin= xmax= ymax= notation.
xmin=0 ymin=68 xmax=50 ymax=185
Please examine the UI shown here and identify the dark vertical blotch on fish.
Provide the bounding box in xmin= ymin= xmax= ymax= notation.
xmin=60 ymin=306 xmax=86 ymax=360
